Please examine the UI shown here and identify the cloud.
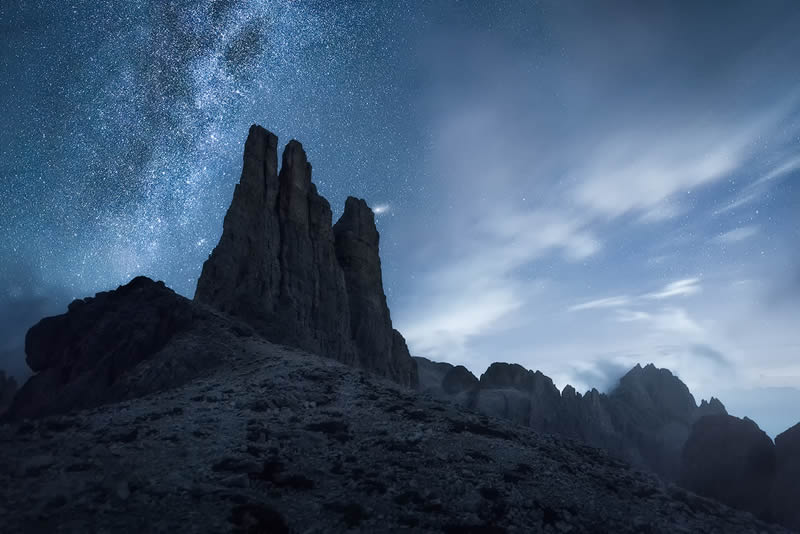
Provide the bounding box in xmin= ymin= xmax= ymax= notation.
xmin=616 ymin=307 xmax=704 ymax=336
xmin=715 ymin=154 xmax=800 ymax=214
xmin=713 ymin=225 xmax=759 ymax=243
xmin=644 ymin=278 xmax=702 ymax=299
xmin=690 ymin=344 xmax=731 ymax=367
xmin=569 ymin=296 xmax=631 ymax=312
xmin=391 ymin=1 xmax=800 ymax=420
xmin=571 ymin=128 xmax=744 ymax=219
xmin=571 ymin=358 xmax=633 ymax=393
xmin=569 ymin=278 xmax=701 ymax=313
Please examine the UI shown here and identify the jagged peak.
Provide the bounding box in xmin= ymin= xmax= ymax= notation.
xmin=334 ymin=197 xmax=379 ymax=248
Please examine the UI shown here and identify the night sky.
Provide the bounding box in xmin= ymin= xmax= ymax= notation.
xmin=1 ymin=1 xmax=799 ymax=436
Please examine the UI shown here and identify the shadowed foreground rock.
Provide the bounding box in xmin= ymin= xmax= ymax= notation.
xmin=0 ymin=336 xmax=790 ymax=533
xmin=5 ymin=277 xmax=245 ymax=420
xmin=773 ymin=423 xmax=800 ymax=530
xmin=680 ymin=414 xmax=776 ymax=519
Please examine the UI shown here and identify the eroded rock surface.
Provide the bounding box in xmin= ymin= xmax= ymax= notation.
xmin=5 ymin=277 xmax=246 ymax=420
xmin=195 ymin=125 xmax=416 ymax=387
xmin=680 ymin=414 xmax=776 ymax=519
xmin=334 ymin=196 xmax=417 ymax=386
xmin=0 ymin=337 xmax=788 ymax=534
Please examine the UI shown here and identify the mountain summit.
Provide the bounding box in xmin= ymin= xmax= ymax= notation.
xmin=195 ymin=125 xmax=417 ymax=387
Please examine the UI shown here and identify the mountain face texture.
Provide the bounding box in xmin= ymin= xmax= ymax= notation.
xmin=415 ymin=358 xmax=726 ymax=483
xmin=4 ymin=277 xmax=252 ymax=420
xmin=678 ymin=416 xmax=800 ymax=531
xmin=417 ymin=356 xmax=800 ymax=531
xmin=0 ymin=335 xmax=790 ymax=534
xmin=680 ymin=414 xmax=777 ymax=519
xmin=195 ymin=125 xmax=416 ymax=388
xmin=773 ymin=423 xmax=800 ymax=530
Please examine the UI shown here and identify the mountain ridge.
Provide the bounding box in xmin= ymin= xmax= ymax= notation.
xmin=2 ymin=125 xmax=797 ymax=532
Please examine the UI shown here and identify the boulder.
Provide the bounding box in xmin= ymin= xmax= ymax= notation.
xmin=7 ymin=277 xmax=197 ymax=419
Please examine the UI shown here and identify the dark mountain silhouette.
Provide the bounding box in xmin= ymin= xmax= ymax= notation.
xmin=194 ymin=125 xmax=416 ymax=387
xmin=2 ymin=125 xmax=797 ymax=532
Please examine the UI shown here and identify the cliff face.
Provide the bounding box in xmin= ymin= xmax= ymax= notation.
xmin=195 ymin=125 xmax=417 ymax=388
xmin=334 ymin=197 xmax=417 ymax=386
xmin=4 ymin=277 xmax=245 ymax=420
xmin=680 ymin=414 xmax=776 ymax=519
xmin=773 ymin=423 xmax=800 ymax=530
xmin=413 ymin=358 xmax=727 ymax=482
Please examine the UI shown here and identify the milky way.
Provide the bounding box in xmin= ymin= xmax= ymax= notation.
xmin=1 ymin=0 xmax=423 ymax=299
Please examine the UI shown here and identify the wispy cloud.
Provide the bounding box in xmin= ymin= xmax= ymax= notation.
xmin=713 ymin=225 xmax=759 ymax=243
xmin=570 ymin=278 xmax=702 ymax=314
xmin=715 ymin=155 xmax=800 ymax=215
xmin=569 ymin=295 xmax=631 ymax=312
xmin=644 ymin=278 xmax=702 ymax=299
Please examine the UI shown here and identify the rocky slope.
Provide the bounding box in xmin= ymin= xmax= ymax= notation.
xmin=417 ymin=356 xmax=800 ymax=530
xmin=415 ymin=357 xmax=726 ymax=481
xmin=194 ymin=125 xmax=416 ymax=387
xmin=0 ymin=333 xmax=790 ymax=533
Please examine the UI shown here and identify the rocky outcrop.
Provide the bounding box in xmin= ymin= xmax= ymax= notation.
xmin=5 ymin=277 xmax=245 ymax=420
xmin=474 ymin=363 xmax=563 ymax=429
xmin=334 ymin=197 xmax=416 ymax=386
xmin=195 ymin=125 xmax=416 ymax=387
xmin=605 ymin=364 xmax=704 ymax=478
xmin=772 ymin=422 xmax=800 ymax=530
xmin=680 ymin=414 xmax=776 ymax=519
xmin=194 ymin=128 xmax=355 ymax=367
xmin=0 ymin=371 xmax=17 ymax=415
xmin=442 ymin=364 xmax=479 ymax=395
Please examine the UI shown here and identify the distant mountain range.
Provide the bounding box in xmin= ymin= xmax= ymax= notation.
xmin=1 ymin=125 xmax=796 ymax=532
xmin=416 ymin=356 xmax=799 ymax=527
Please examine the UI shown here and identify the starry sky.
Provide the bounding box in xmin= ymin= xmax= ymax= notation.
xmin=1 ymin=1 xmax=799 ymax=436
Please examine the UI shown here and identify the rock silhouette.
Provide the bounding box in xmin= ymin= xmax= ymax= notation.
xmin=414 ymin=357 xmax=728 ymax=482
xmin=195 ymin=125 xmax=416 ymax=387
xmin=772 ymin=423 xmax=800 ymax=530
xmin=680 ymin=414 xmax=776 ymax=519
xmin=5 ymin=277 xmax=242 ymax=420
